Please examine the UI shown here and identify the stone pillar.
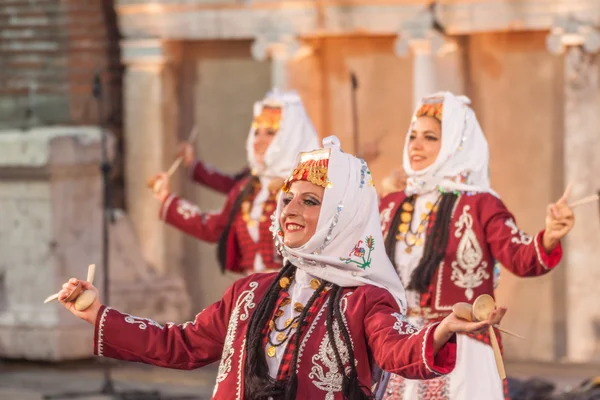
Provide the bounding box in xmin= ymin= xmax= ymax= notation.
xmin=395 ymin=10 xmax=463 ymax=108
xmin=251 ymin=33 xmax=311 ymax=91
xmin=547 ymin=17 xmax=600 ymax=363
xmin=121 ymin=39 xmax=183 ymax=275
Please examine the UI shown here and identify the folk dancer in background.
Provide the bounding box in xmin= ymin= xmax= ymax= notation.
xmin=150 ymin=90 xmax=320 ymax=275
xmin=378 ymin=92 xmax=575 ymax=400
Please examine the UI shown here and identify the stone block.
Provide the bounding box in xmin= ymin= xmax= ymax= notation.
xmin=0 ymin=126 xmax=191 ymax=360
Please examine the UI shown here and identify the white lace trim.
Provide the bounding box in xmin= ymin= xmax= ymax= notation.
xmin=97 ymin=306 xmax=111 ymax=357
xmin=160 ymin=194 xmax=176 ymax=221
xmin=421 ymin=322 xmax=443 ymax=376
xmin=379 ymin=201 xmax=396 ymax=237
xmin=533 ymin=231 xmax=550 ymax=270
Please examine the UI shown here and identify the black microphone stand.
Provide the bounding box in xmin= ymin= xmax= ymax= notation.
xmin=43 ymin=73 xmax=200 ymax=400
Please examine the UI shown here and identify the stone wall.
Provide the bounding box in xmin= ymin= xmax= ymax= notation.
xmin=0 ymin=127 xmax=190 ymax=360
xmin=0 ymin=0 xmax=124 ymax=206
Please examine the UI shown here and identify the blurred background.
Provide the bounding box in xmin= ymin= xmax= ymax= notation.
xmin=0 ymin=0 xmax=599 ymax=399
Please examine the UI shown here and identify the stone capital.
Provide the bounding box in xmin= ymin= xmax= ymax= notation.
xmin=546 ymin=16 xmax=600 ymax=55
xmin=394 ymin=9 xmax=456 ymax=58
xmin=121 ymin=39 xmax=167 ymax=68
xmin=251 ymin=34 xmax=312 ymax=63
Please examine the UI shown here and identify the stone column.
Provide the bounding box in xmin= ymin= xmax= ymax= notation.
xmin=121 ymin=39 xmax=183 ymax=275
xmin=547 ymin=17 xmax=600 ymax=363
xmin=395 ymin=10 xmax=463 ymax=108
xmin=251 ymin=33 xmax=311 ymax=91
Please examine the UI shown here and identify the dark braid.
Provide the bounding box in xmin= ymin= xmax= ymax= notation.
xmin=244 ymin=264 xmax=328 ymax=400
xmin=217 ymin=174 xmax=260 ymax=273
xmin=243 ymin=263 xmax=294 ymax=399
xmin=407 ymin=193 xmax=459 ymax=292
xmin=384 ymin=195 xmax=415 ymax=271
xmin=325 ymin=286 xmax=373 ymax=400
xmin=233 ymin=168 xmax=251 ymax=182
xmin=283 ymin=280 xmax=329 ymax=400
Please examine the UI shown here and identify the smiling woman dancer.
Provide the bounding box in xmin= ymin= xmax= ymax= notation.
xmin=378 ymin=92 xmax=575 ymax=400
xmin=150 ymin=90 xmax=320 ymax=275
xmin=56 ymin=136 xmax=507 ymax=400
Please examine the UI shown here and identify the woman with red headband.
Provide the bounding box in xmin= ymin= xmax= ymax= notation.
xmin=378 ymin=92 xmax=575 ymax=400
xmin=56 ymin=136 xmax=507 ymax=399
xmin=150 ymin=90 xmax=320 ymax=275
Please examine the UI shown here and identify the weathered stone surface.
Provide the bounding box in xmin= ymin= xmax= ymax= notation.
xmin=0 ymin=126 xmax=190 ymax=360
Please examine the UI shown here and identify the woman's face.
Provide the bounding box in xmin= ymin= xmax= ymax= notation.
xmin=279 ymin=181 xmax=324 ymax=248
xmin=408 ymin=116 xmax=442 ymax=171
xmin=253 ymin=127 xmax=277 ymax=166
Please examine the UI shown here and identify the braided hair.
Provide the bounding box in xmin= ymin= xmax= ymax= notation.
xmin=217 ymin=174 xmax=259 ymax=273
xmin=384 ymin=193 xmax=459 ymax=293
xmin=244 ymin=268 xmax=373 ymax=399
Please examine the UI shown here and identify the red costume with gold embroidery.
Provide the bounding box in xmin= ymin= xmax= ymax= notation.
xmin=188 ymin=159 xmax=248 ymax=195
xmin=159 ymin=176 xmax=282 ymax=274
xmin=379 ymin=191 xmax=562 ymax=315
xmin=156 ymin=90 xmax=320 ymax=275
xmin=94 ymin=273 xmax=457 ymax=399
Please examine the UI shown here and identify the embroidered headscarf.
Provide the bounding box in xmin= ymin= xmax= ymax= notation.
xmin=403 ymin=91 xmax=497 ymax=197
xmin=246 ymin=89 xmax=320 ymax=179
xmin=271 ymin=136 xmax=407 ymax=312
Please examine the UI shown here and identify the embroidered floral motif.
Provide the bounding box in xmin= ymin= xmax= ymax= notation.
xmin=392 ymin=313 xmax=420 ymax=335
xmin=504 ymin=218 xmax=533 ymax=245
xmin=124 ymin=315 xmax=164 ymax=330
xmin=417 ymin=375 xmax=451 ymax=399
xmin=383 ymin=373 xmax=406 ymax=399
xmin=213 ymin=281 xmax=258 ymax=396
xmin=380 ymin=201 xmax=396 ymax=235
xmin=450 ymin=206 xmax=489 ymax=300
xmin=359 ymin=160 xmax=374 ymax=188
xmin=309 ymin=293 xmax=355 ymax=400
xmin=340 ymin=236 xmax=375 ymax=270
xmin=176 ymin=200 xmax=201 ymax=220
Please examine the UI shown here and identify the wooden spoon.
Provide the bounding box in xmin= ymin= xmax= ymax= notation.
xmin=452 ymin=302 xmax=524 ymax=340
xmin=472 ymin=294 xmax=506 ymax=380
xmin=43 ymin=264 xmax=97 ymax=311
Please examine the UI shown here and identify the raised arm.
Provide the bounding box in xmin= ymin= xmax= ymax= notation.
xmin=480 ymin=193 xmax=572 ymax=277
xmin=181 ymin=142 xmax=248 ymax=194
xmin=189 ymin=159 xmax=249 ymax=194
xmin=58 ymin=278 xmax=234 ymax=370
xmin=152 ymin=172 xmax=245 ymax=243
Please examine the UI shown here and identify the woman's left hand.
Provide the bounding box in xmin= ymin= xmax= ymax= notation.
xmin=433 ymin=307 xmax=507 ymax=353
xmin=543 ymin=184 xmax=575 ymax=252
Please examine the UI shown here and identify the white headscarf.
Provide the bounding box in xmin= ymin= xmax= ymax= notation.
xmin=271 ymin=136 xmax=407 ymax=312
xmin=403 ymin=91 xmax=498 ymax=197
xmin=246 ymin=89 xmax=320 ymax=179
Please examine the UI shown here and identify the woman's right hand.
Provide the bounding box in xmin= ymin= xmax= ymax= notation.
xmin=177 ymin=142 xmax=195 ymax=167
xmin=58 ymin=279 xmax=102 ymax=325
xmin=148 ymin=172 xmax=171 ymax=202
